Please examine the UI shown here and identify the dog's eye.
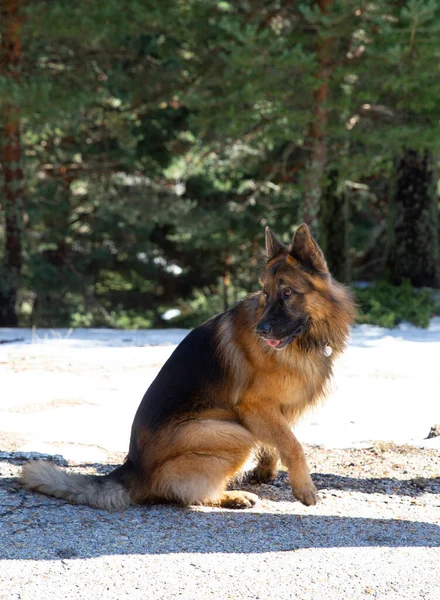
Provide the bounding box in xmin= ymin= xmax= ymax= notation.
xmin=282 ymin=288 xmax=294 ymax=298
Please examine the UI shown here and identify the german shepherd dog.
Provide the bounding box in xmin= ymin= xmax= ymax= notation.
xmin=21 ymin=224 xmax=355 ymax=509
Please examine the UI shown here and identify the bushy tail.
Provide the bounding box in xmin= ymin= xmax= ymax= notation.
xmin=20 ymin=461 xmax=131 ymax=510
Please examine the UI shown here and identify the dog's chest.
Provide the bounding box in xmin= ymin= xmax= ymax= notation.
xmin=251 ymin=351 xmax=331 ymax=410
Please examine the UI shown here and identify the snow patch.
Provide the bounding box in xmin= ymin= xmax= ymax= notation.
xmin=1 ymin=319 xmax=439 ymax=456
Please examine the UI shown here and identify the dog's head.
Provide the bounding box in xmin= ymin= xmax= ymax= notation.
xmin=256 ymin=223 xmax=333 ymax=350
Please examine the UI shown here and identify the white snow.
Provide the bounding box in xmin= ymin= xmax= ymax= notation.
xmin=295 ymin=318 xmax=440 ymax=450
xmin=1 ymin=320 xmax=439 ymax=462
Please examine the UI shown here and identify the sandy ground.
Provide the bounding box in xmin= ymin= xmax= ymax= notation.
xmin=0 ymin=324 xmax=439 ymax=599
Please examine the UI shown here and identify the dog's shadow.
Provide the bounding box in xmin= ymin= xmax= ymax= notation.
xmin=239 ymin=469 xmax=440 ymax=498
xmin=1 ymin=454 xmax=439 ymax=561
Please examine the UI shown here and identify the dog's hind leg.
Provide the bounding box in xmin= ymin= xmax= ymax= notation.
xmin=147 ymin=419 xmax=257 ymax=509
xmin=250 ymin=446 xmax=279 ymax=483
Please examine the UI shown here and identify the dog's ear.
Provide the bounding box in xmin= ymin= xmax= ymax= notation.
xmin=265 ymin=227 xmax=286 ymax=261
xmin=289 ymin=223 xmax=327 ymax=272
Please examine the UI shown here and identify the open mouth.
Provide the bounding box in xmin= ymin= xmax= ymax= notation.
xmin=266 ymin=339 xmax=281 ymax=348
xmin=261 ymin=325 xmax=305 ymax=350
xmin=263 ymin=334 xmax=295 ymax=350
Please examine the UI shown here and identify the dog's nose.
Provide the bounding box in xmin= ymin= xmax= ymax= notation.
xmin=256 ymin=322 xmax=272 ymax=337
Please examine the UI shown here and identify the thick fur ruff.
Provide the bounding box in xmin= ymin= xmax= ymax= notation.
xmin=21 ymin=224 xmax=356 ymax=510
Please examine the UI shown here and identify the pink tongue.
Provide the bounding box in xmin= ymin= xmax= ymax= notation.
xmin=266 ymin=339 xmax=281 ymax=347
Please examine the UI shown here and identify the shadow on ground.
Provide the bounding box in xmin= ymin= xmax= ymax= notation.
xmin=1 ymin=454 xmax=439 ymax=561
xmin=1 ymin=495 xmax=439 ymax=561
xmin=313 ymin=472 xmax=439 ymax=496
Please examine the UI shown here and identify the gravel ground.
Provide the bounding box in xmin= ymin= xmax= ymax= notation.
xmin=1 ymin=329 xmax=439 ymax=599
xmin=1 ymin=443 xmax=439 ymax=600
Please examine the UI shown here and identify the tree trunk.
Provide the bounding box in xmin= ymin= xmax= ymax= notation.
xmin=302 ymin=0 xmax=334 ymax=239
xmin=0 ymin=0 xmax=24 ymax=326
xmin=386 ymin=149 xmax=440 ymax=288
xmin=320 ymin=169 xmax=349 ymax=282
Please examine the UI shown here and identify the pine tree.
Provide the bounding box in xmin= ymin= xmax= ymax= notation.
xmin=320 ymin=169 xmax=348 ymax=281
xmin=0 ymin=0 xmax=25 ymax=325
xmin=354 ymin=0 xmax=440 ymax=287
xmin=2 ymin=1 xmax=439 ymax=328
xmin=1 ymin=0 xmax=197 ymax=325
xmin=302 ymin=0 xmax=335 ymax=237
xmin=386 ymin=149 xmax=439 ymax=287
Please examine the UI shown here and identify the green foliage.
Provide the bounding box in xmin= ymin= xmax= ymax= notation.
xmin=1 ymin=0 xmax=440 ymax=328
xmin=164 ymin=290 xmax=230 ymax=329
xmin=355 ymin=281 xmax=440 ymax=329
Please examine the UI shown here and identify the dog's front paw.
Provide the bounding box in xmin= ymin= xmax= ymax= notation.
xmin=290 ymin=477 xmax=318 ymax=506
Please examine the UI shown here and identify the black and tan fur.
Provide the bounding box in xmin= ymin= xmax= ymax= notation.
xmin=21 ymin=224 xmax=356 ymax=510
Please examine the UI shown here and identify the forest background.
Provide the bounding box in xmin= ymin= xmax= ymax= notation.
xmin=1 ymin=0 xmax=439 ymax=330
